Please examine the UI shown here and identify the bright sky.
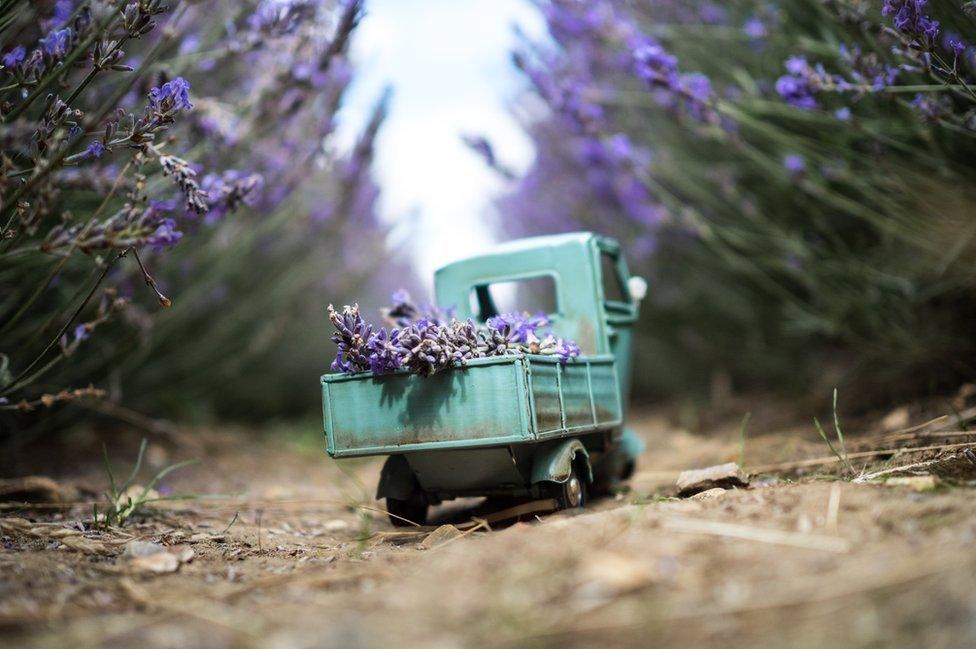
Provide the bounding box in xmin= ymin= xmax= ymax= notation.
xmin=335 ymin=0 xmax=548 ymax=287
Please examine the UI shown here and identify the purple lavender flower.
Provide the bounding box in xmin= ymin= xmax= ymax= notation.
xmin=698 ymin=3 xmax=728 ymax=25
xmin=783 ymin=154 xmax=806 ymax=176
xmin=836 ymin=44 xmax=900 ymax=92
xmin=383 ymin=290 xmax=454 ymax=327
xmin=631 ymin=41 xmax=679 ymax=86
xmin=835 ymin=107 xmax=852 ymax=121
xmin=882 ymin=0 xmax=940 ymax=47
xmin=149 ymin=77 xmax=194 ymax=113
xmin=543 ymin=3 xmax=606 ymax=38
xmin=42 ymin=0 xmax=76 ymax=29
xmin=785 ymin=56 xmax=808 ymax=76
xmin=487 ymin=311 xmax=550 ymax=345
xmin=366 ymin=327 xmax=402 ymax=374
xmin=73 ymin=323 xmax=90 ymax=342
xmin=539 ymin=335 xmax=581 ymax=362
xmin=248 ymin=0 xmax=317 ymax=35
xmin=680 ymin=73 xmax=714 ymax=106
xmin=743 ymin=17 xmax=767 ymax=40
xmin=330 ymin=297 xmax=581 ymax=376
xmin=40 ymin=28 xmax=72 ymax=58
xmin=911 ymin=93 xmax=945 ymax=121
xmin=82 ymin=141 xmax=105 ymax=159
xmin=949 ymin=38 xmax=966 ymax=57
xmin=147 ymin=198 xmax=178 ymax=216
xmin=776 ymin=57 xmax=818 ymax=109
xmin=179 ymin=34 xmax=200 ymax=54
xmin=2 ymin=45 xmax=25 ymax=68
xmin=147 ymin=218 xmax=183 ymax=250
xmin=627 ymin=32 xmax=717 ymax=122
xmin=394 ymin=319 xmax=461 ymax=375
xmin=328 ymin=304 xmax=373 ymax=373
xmin=198 ymin=170 xmax=264 ymax=224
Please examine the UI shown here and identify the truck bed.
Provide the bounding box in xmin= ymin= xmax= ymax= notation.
xmin=321 ymin=354 xmax=622 ymax=458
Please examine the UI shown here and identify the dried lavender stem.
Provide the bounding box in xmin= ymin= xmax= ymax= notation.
xmin=132 ymin=248 xmax=172 ymax=308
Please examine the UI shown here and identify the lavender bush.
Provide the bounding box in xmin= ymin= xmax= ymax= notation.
xmin=1 ymin=1 xmax=406 ymax=429
xmin=479 ymin=0 xmax=976 ymax=400
xmin=329 ymin=291 xmax=580 ymax=377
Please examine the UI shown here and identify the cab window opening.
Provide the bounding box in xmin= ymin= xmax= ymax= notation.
xmin=470 ymin=275 xmax=559 ymax=321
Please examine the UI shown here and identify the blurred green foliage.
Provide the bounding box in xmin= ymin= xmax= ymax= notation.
xmin=0 ymin=1 xmax=413 ymax=435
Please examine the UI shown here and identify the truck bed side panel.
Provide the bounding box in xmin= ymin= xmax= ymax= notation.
xmin=323 ymin=357 xmax=532 ymax=457
xmin=529 ymin=362 xmax=562 ymax=434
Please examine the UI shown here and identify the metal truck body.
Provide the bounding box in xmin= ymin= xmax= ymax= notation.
xmin=320 ymin=232 xmax=645 ymax=525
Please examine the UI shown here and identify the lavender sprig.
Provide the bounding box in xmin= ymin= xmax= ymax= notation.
xmin=328 ymin=303 xmax=372 ymax=373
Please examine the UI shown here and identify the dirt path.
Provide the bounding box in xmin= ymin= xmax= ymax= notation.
xmin=2 ymin=408 xmax=976 ymax=648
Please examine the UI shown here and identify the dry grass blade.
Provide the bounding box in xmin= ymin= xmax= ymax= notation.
xmin=813 ymin=389 xmax=855 ymax=477
xmin=422 ymin=519 xmax=489 ymax=552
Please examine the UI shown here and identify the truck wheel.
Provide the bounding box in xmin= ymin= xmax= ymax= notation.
xmin=386 ymin=491 xmax=428 ymax=527
xmin=553 ymin=466 xmax=587 ymax=510
xmin=620 ymin=459 xmax=635 ymax=481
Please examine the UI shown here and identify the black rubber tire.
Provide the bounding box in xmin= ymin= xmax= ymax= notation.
xmin=386 ymin=492 xmax=428 ymax=527
xmin=553 ymin=465 xmax=587 ymax=511
xmin=620 ymin=458 xmax=636 ymax=481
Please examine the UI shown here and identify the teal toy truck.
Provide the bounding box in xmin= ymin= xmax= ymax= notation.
xmin=321 ymin=232 xmax=646 ymax=525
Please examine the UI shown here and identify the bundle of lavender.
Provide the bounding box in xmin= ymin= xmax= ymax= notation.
xmin=328 ymin=291 xmax=581 ymax=376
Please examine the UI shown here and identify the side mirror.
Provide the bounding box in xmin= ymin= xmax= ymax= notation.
xmin=627 ymin=276 xmax=648 ymax=302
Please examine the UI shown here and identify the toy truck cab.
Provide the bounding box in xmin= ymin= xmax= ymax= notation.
xmin=435 ymin=232 xmax=643 ymax=415
xmin=321 ymin=232 xmax=646 ymax=525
